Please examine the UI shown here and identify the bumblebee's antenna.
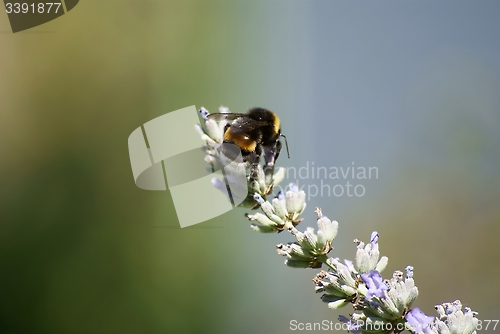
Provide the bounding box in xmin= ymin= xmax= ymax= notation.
xmin=281 ymin=134 xmax=290 ymax=158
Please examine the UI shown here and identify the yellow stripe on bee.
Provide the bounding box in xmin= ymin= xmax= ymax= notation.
xmin=274 ymin=114 xmax=280 ymax=135
xmin=225 ymin=132 xmax=257 ymax=152
xmin=239 ymin=138 xmax=257 ymax=152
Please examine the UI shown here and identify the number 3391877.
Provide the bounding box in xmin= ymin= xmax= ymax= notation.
xmin=5 ymin=3 xmax=62 ymax=14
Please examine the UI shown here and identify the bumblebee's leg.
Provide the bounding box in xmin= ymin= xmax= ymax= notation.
xmin=274 ymin=139 xmax=282 ymax=165
xmin=248 ymin=144 xmax=262 ymax=187
xmin=264 ymin=140 xmax=282 ymax=187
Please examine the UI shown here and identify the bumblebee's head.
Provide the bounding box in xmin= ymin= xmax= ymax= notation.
xmin=270 ymin=112 xmax=289 ymax=159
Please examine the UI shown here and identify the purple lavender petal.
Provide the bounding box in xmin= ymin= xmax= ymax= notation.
xmin=361 ymin=270 xmax=388 ymax=299
xmin=406 ymin=307 xmax=434 ymax=334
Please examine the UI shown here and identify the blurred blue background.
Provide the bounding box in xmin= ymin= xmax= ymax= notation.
xmin=1 ymin=1 xmax=499 ymax=333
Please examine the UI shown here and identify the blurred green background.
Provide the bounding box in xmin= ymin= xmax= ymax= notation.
xmin=1 ymin=1 xmax=499 ymax=333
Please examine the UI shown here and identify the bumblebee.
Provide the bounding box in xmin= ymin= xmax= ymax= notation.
xmin=206 ymin=107 xmax=289 ymax=167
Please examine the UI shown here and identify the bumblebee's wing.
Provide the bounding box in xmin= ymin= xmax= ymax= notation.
xmin=226 ymin=117 xmax=269 ymax=135
xmin=206 ymin=113 xmax=246 ymax=121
